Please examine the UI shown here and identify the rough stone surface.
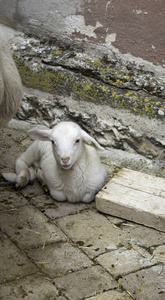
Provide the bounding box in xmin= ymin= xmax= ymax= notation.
xmin=27 ymin=242 xmax=93 ymax=278
xmin=12 ymin=37 xmax=165 ymax=120
xmin=0 ymin=205 xmax=65 ymax=249
xmin=0 ymin=274 xmax=59 ymax=300
xmin=0 ymin=190 xmax=28 ymax=210
xmin=57 ymin=210 xmax=128 ymax=258
xmin=153 ymin=245 xmax=165 ymax=264
xmin=0 ymin=234 xmax=37 ymax=283
xmin=54 ymin=266 xmax=117 ymax=300
xmin=86 ymin=290 xmax=134 ymax=300
xmin=119 ymin=265 xmax=165 ymax=300
xmin=121 ymin=221 xmax=165 ymax=249
xmin=1 ymin=23 xmax=163 ymax=123
xmin=0 ymin=120 xmax=165 ymax=300
xmin=96 ymin=245 xmax=157 ymax=277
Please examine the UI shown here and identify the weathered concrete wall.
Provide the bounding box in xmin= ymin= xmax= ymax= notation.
xmin=0 ymin=0 xmax=165 ymax=68
xmin=0 ymin=0 xmax=83 ymax=44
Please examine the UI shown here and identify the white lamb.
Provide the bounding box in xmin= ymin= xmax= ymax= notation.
xmin=0 ymin=38 xmax=22 ymax=128
xmin=2 ymin=121 xmax=107 ymax=203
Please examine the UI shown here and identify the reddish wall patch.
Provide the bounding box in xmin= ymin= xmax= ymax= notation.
xmin=75 ymin=0 xmax=165 ymax=67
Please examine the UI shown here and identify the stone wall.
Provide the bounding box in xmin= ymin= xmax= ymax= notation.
xmin=12 ymin=36 xmax=165 ymax=120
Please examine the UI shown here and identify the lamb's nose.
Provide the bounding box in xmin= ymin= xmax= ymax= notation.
xmin=61 ymin=157 xmax=70 ymax=163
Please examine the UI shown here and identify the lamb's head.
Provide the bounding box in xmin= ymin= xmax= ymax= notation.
xmin=28 ymin=121 xmax=103 ymax=169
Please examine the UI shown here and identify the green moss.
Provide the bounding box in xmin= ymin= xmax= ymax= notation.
xmin=13 ymin=52 xmax=165 ymax=119
xmin=52 ymin=50 xmax=62 ymax=55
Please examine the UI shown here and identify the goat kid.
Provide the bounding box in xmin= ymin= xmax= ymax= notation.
xmin=2 ymin=122 xmax=107 ymax=203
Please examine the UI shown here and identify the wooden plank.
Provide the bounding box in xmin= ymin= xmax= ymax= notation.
xmin=111 ymin=168 xmax=165 ymax=197
xmin=95 ymin=168 xmax=165 ymax=232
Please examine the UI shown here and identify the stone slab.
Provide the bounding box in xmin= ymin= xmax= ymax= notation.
xmin=0 ymin=234 xmax=37 ymax=283
xmin=153 ymin=245 xmax=165 ymax=264
xmin=0 ymin=205 xmax=65 ymax=249
xmin=54 ymin=266 xmax=117 ymax=300
xmin=120 ymin=220 xmax=165 ymax=248
xmin=119 ymin=265 xmax=165 ymax=300
xmin=57 ymin=210 xmax=127 ymax=258
xmin=0 ymin=189 xmax=28 ymax=211
xmin=96 ymin=245 xmax=157 ymax=277
xmin=86 ymin=290 xmax=132 ymax=300
xmin=27 ymin=242 xmax=93 ymax=278
xmin=96 ymin=168 xmax=165 ymax=232
xmin=0 ymin=274 xmax=59 ymax=300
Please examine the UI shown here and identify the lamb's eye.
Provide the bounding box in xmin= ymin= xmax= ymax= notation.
xmin=75 ymin=139 xmax=80 ymax=144
xmin=51 ymin=140 xmax=56 ymax=145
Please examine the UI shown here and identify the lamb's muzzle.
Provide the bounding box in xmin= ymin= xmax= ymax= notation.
xmin=61 ymin=156 xmax=71 ymax=168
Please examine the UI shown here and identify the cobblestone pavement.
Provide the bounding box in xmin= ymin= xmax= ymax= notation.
xmin=0 ymin=120 xmax=165 ymax=300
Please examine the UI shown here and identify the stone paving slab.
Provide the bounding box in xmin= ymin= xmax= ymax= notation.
xmin=0 ymin=274 xmax=59 ymax=300
xmin=27 ymin=242 xmax=93 ymax=278
xmin=54 ymin=265 xmax=117 ymax=300
xmin=0 ymin=131 xmax=27 ymax=170
xmin=0 ymin=205 xmax=65 ymax=249
xmin=57 ymin=210 xmax=128 ymax=258
xmin=0 ymin=145 xmax=22 ymax=169
xmin=0 ymin=189 xmax=28 ymax=210
xmin=0 ymin=234 xmax=37 ymax=283
xmin=96 ymin=244 xmax=157 ymax=277
xmin=153 ymin=245 xmax=165 ymax=264
xmin=119 ymin=265 xmax=165 ymax=300
xmin=120 ymin=220 xmax=165 ymax=248
xmin=0 ymin=120 xmax=165 ymax=300
xmin=86 ymin=290 xmax=132 ymax=299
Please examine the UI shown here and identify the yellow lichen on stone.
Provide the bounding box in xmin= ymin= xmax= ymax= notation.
xmin=13 ymin=51 xmax=165 ymax=119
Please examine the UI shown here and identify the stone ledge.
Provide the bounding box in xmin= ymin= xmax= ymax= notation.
xmin=12 ymin=37 xmax=165 ymax=119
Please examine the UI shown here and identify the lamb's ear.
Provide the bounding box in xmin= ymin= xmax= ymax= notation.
xmin=28 ymin=128 xmax=52 ymax=141
xmin=81 ymin=129 xmax=103 ymax=150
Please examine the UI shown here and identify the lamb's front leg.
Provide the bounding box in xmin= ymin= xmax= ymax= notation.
xmin=50 ymin=190 xmax=66 ymax=202
xmin=37 ymin=169 xmax=66 ymax=202
xmin=81 ymin=191 xmax=95 ymax=203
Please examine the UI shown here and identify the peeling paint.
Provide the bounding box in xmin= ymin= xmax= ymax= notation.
xmin=0 ymin=0 xmax=165 ymax=67
xmin=133 ymin=9 xmax=148 ymax=15
xmin=65 ymin=15 xmax=103 ymax=38
xmin=105 ymin=33 xmax=116 ymax=47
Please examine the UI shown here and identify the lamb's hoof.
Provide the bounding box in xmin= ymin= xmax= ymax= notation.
xmin=42 ymin=184 xmax=49 ymax=194
xmin=15 ymin=175 xmax=29 ymax=189
xmin=15 ymin=183 xmax=21 ymax=190
xmin=15 ymin=181 xmax=25 ymax=190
